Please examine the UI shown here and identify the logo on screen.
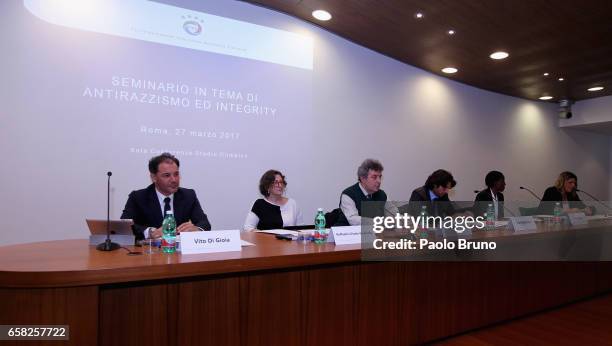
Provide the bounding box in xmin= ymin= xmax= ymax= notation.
xmin=181 ymin=15 xmax=203 ymax=36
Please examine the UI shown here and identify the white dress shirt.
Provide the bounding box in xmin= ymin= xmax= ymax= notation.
xmin=144 ymin=189 xmax=174 ymax=239
xmin=490 ymin=189 xmax=500 ymax=219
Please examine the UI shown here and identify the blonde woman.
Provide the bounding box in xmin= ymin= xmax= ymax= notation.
xmin=539 ymin=171 xmax=593 ymax=215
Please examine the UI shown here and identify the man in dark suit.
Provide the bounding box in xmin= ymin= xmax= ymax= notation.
xmin=121 ymin=153 xmax=211 ymax=241
xmin=474 ymin=170 xmax=506 ymax=218
xmin=408 ymin=169 xmax=458 ymax=217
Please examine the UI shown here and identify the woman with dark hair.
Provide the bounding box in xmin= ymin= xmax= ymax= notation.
xmin=243 ymin=170 xmax=303 ymax=231
xmin=539 ymin=171 xmax=593 ymax=215
xmin=474 ymin=171 xmax=506 ymax=218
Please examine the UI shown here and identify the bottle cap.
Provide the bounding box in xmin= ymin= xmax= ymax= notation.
xmin=317 ymin=208 xmax=323 ymax=212
xmin=165 ymin=210 xmax=174 ymax=214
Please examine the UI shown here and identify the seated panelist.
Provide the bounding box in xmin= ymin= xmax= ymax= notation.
xmin=335 ymin=159 xmax=397 ymax=226
xmin=474 ymin=170 xmax=506 ymax=218
xmin=121 ymin=153 xmax=211 ymax=241
xmin=243 ymin=170 xmax=303 ymax=231
xmin=539 ymin=171 xmax=594 ymax=215
xmin=408 ymin=169 xmax=459 ymax=217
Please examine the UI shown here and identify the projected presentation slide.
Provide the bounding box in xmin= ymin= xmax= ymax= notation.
xmin=11 ymin=0 xmax=313 ymax=165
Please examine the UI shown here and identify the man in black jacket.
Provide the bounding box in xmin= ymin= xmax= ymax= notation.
xmin=121 ymin=153 xmax=211 ymax=241
xmin=474 ymin=170 xmax=506 ymax=218
xmin=408 ymin=169 xmax=458 ymax=217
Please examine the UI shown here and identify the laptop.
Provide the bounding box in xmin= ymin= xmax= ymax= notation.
xmin=86 ymin=219 xmax=134 ymax=235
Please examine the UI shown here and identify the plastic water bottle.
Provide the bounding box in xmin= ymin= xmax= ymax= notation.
xmin=161 ymin=210 xmax=177 ymax=253
xmin=553 ymin=202 xmax=562 ymax=224
xmin=313 ymin=208 xmax=327 ymax=244
xmin=419 ymin=205 xmax=428 ymax=237
xmin=486 ymin=203 xmax=495 ymax=230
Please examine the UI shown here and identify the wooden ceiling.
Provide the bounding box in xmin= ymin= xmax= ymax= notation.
xmin=244 ymin=0 xmax=612 ymax=102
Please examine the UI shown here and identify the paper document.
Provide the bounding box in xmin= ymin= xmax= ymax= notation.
xmin=586 ymin=215 xmax=612 ymax=221
xmin=254 ymin=229 xmax=299 ymax=236
xmin=495 ymin=221 xmax=509 ymax=228
xmin=241 ymin=240 xmax=255 ymax=246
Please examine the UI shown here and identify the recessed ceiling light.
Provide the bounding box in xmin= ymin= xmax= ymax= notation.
xmin=312 ymin=10 xmax=332 ymax=21
xmin=588 ymin=86 xmax=604 ymax=92
xmin=539 ymin=96 xmax=553 ymax=100
xmin=558 ymin=77 xmax=564 ymax=81
xmin=489 ymin=51 xmax=509 ymax=60
xmin=441 ymin=67 xmax=458 ymax=74
xmin=447 ymin=29 xmax=455 ymax=35
xmin=414 ymin=12 xmax=424 ymax=19
xmin=543 ymin=73 xmax=549 ymax=76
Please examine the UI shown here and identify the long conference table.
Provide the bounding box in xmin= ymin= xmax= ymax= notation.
xmin=1 ymin=220 xmax=612 ymax=346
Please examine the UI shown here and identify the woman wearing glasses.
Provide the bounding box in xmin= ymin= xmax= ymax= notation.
xmin=243 ymin=169 xmax=303 ymax=231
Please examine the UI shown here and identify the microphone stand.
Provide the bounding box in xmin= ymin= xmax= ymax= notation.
xmin=97 ymin=171 xmax=120 ymax=251
xmin=520 ymin=186 xmax=541 ymax=201
xmin=577 ymin=189 xmax=612 ymax=215
xmin=503 ymin=205 xmax=517 ymax=217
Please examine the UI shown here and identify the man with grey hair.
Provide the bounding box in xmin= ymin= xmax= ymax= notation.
xmin=336 ymin=158 xmax=395 ymax=226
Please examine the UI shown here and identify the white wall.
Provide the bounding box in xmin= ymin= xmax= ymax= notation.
xmin=0 ymin=0 xmax=609 ymax=245
xmin=559 ymin=94 xmax=612 ymax=202
xmin=610 ymin=137 xmax=612 ymax=201
xmin=560 ymin=95 xmax=612 ymax=127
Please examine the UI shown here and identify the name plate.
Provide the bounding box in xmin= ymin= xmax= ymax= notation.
xmin=509 ymin=216 xmax=537 ymax=232
xmin=444 ymin=226 xmax=472 ymax=239
xmin=568 ymin=212 xmax=587 ymax=225
xmin=180 ymin=230 xmax=241 ymax=254
xmin=330 ymin=226 xmax=374 ymax=245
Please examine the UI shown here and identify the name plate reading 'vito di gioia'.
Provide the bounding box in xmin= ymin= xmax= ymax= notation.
xmin=180 ymin=230 xmax=241 ymax=254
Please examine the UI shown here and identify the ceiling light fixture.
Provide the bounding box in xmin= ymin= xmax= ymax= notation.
xmin=441 ymin=67 xmax=458 ymax=74
xmin=312 ymin=10 xmax=332 ymax=21
xmin=588 ymin=86 xmax=604 ymax=92
xmin=558 ymin=77 xmax=564 ymax=81
xmin=489 ymin=51 xmax=509 ymax=60
xmin=414 ymin=12 xmax=424 ymax=19
xmin=543 ymin=73 xmax=549 ymax=76
xmin=539 ymin=96 xmax=553 ymax=100
xmin=447 ymin=29 xmax=455 ymax=35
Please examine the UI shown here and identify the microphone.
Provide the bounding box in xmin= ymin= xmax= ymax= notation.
xmin=576 ymin=189 xmax=611 ymax=215
xmin=97 ymin=171 xmax=120 ymax=251
xmin=520 ymin=186 xmax=541 ymax=201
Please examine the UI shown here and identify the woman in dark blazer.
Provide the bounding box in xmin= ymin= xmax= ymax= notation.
xmin=539 ymin=171 xmax=593 ymax=215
